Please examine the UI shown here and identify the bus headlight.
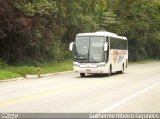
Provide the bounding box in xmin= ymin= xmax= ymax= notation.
xmin=74 ymin=63 xmax=80 ymax=67
xmin=97 ymin=64 xmax=105 ymax=67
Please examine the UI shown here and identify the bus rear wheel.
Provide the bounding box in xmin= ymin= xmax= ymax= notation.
xmin=120 ymin=64 xmax=124 ymax=74
xmin=80 ymin=73 xmax=85 ymax=77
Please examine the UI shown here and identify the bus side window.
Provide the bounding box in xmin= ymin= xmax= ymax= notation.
xmin=110 ymin=37 xmax=115 ymax=49
xmin=122 ymin=40 xmax=124 ymax=50
xmin=106 ymin=37 xmax=109 ymax=62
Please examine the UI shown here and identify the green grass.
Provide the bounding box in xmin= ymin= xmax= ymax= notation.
xmin=129 ymin=59 xmax=160 ymax=64
xmin=1 ymin=59 xmax=159 ymax=81
xmin=0 ymin=69 xmax=21 ymax=80
xmin=39 ymin=60 xmax=73 ymax=74
xmin=0 ymin=60 xmax=73 ymax=80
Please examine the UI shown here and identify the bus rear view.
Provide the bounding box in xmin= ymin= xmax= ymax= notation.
xmin=69 ymin=31 xmax=128 ymax=77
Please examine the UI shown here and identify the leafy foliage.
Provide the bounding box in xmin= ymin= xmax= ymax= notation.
xmin=108 ymin=0 xmax=160 ymax=60
xmin=0 ymin=0 xmax=159 ymax=64
xmin=15 ymin=0 xmax=57 ymax=17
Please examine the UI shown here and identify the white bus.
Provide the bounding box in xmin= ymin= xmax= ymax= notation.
xmin=69 ymin=31 xmax=128 ymax=77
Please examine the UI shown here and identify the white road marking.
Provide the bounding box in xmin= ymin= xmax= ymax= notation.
xmin=100 ymin=81 xmax=160 ymax=112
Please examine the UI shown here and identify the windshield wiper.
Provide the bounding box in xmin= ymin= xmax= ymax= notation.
xmin=89 ymin=55 xmax=97 ymax=63
xmin=75 ymin=56 xmax=87 ymax=60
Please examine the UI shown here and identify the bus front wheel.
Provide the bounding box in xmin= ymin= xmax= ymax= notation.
xmin=80 ymin=73 xmax=85 ymax=77
xmin=107 ymin=65 xmax=112 ymax=76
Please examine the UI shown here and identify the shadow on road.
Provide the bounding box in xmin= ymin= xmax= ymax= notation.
xmin=76 ymin=72 xmax=123 ymax=79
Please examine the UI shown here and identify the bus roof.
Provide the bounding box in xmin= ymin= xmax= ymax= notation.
xmin=76 ymin=31 xmax=127 ymax=40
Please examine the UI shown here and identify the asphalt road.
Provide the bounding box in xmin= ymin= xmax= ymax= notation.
xmin=0 ymin=62 xmax=160 ymax=113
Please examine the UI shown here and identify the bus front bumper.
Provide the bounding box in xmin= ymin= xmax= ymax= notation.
xmin=74 ymin=67 xmax=108 ymax=74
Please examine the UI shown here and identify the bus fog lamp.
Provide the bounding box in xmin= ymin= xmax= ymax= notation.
xmin=97 ymin=64 xmax=105 ymax=67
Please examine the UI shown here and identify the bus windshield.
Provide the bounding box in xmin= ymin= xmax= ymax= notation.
xmin=75 ymin=36 xmax=105 ymax=63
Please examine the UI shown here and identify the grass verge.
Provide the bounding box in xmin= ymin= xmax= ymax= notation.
xmin=0 ymin=60 xmax=73 ymax=81
xmin=1 ymin=59 xmax=159 ymax=81
xmin=129 ymin=59 xmax=159 ymax=64
xmin=0 ymin=69 xmax=21 ymax=80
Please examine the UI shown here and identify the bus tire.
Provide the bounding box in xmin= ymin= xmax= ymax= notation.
xmin=80 ymin=73 xmax=85 ymax=77
xmin=126 ymin=59 xmax=128 ymax=68
xmin=120 ymin=63 xmax=124 ymax=74
xmin=107 ymin=65 xmax=112 ymax=76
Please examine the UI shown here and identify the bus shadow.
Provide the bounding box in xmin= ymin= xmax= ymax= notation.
xmin=76 ymin=72 xmax=122 ymax=78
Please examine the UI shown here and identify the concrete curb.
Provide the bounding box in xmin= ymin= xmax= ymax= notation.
xmin=0 ymin=77 xmax=24 ymax=83
xmin=25 ymin=75 xmax=39 ymax=79
xmin=41 ymin=71 xmax=72 ymax=77
xmin=0 ymin=71 xmax=72 ymax=82
xmin=26 ymin=71 xmax=72 ymax=79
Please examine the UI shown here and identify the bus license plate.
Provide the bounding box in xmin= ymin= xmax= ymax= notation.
xmin=86 ymin=69 xmax=91 ymax=72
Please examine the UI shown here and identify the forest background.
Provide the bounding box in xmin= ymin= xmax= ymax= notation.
xmin=0 ymin=0 xmax=160 ymax=79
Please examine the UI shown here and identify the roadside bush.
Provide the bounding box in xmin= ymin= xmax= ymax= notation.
xmin=0 ymin=58 xmax=7 ymax=68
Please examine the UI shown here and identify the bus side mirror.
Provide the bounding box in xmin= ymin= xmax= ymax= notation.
xmin=104 ymin=42 xmax=108 ymax=51
xmin=69 ymin=42 xmax=75 ymax=51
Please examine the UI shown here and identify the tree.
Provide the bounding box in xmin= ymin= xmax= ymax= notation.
xmin=0 ymin=0 xmax=159 ymax=63
xmin=108 ymin=0 xmax=160 ymax=60
xmin=0 ymin=0 xmax=30 ymax=62
xmin=93 ymin=0 xmax=116 ymax=29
